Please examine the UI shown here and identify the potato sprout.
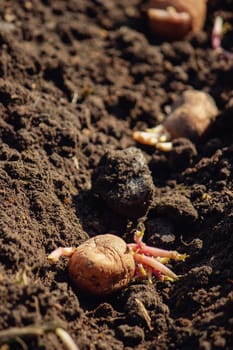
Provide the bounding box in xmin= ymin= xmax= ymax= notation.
xmin=212 ymin=16 xmax=233 ymax=59
xmin=48 ymin=231 xmax=187 ymax=295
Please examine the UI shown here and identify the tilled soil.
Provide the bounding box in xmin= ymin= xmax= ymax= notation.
xmin=0 ymin=1 xmax=233 ymax=349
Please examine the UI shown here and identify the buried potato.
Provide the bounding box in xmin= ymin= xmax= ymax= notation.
xmin=48 ymin=231 xmax=187 ymax=295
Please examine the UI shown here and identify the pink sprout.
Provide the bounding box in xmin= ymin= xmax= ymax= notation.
xmin=211 ymin=16 xmax=233 ymax=59
xmin=128 ymin=230 xmax=187 ymax=282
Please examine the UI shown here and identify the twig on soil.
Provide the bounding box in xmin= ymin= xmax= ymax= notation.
xmin=14 ymin=336 xmax=28 ymax=350
xmin=134 ymin=298 xmax=153 ymax=331
xmin=56 ymin=328 xmax=80 ymax=350
xmin=15 ymin=268 xmax=29 ymax=286
xmin=0 ymin=321 xmax=80 ymax=350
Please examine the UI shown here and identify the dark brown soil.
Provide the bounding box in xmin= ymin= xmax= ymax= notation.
xmin=0 ymin=1 xmax=233 ymax=349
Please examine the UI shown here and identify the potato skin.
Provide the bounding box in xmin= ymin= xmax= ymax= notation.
xmin=68 ymin=234 xmax=135 ymax=295
xmin=147 ymin=0 xmax=207 ymax=40
xmin=163 ymin=90 xmax=218 ymax=140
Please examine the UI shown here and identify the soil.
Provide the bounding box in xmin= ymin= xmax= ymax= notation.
xmin=0 ymin=1 xmax=233 ymax=349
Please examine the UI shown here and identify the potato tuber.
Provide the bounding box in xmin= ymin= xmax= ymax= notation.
xmin=133 ymin=90 xmax=218 ymax=151
xmin=48 ymin=231 xmax=187 ymax=295
xmin=147 ymin=0 xmax=207 ymax=41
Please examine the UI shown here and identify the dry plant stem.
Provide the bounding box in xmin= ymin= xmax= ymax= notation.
xmin=14 ymin=337 xmax=28 ymax=350
xmin=56 ymin=328 xmax=80 ymax=350
xmin=0 ymin=325 xmax=46 ymax=341
xmin=134 ymin=298 xmax=153 ymax=331
xmin=0 ymin=322 xmax=79 ymax=350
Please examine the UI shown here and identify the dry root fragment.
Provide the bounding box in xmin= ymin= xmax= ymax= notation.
xmin=48 ymin=231 xmax=187 ymax=295
xmin=0 ymin=322 xmax=79 ymax=350
xmin=133 ymin=90 xmax=218 ymax=150
xmin=147 ymin=0 xmax=207 ymax=41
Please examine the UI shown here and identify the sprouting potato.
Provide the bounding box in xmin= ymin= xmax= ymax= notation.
xmin=68 ymin=234 xmax=136 ymax=295
xmin=48 ymin=231 xmax=187 ymax=295
xmin=49 ymin=234 xmax=135 ymax=295
xmin=133 ymin=90 xmax=218 ymax=151
xmin=147 ymin=0 xmax=207 ymax=41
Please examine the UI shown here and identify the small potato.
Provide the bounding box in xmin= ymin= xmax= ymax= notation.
xmin=68 ymin=234 xmax=135 ymax=295
xmin=133 ymin=90 xmax=218 ymax=150
xmin=163 ymin=90 xmax=218 ymax=140
xmin=48 ymin=231 xmax=187 ymax=295
xmin=147 ymin=0 xmax=207 ymax=41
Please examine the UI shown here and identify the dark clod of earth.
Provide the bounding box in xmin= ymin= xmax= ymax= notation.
xmin=92 ymin=147 xmax=154 ymax=218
